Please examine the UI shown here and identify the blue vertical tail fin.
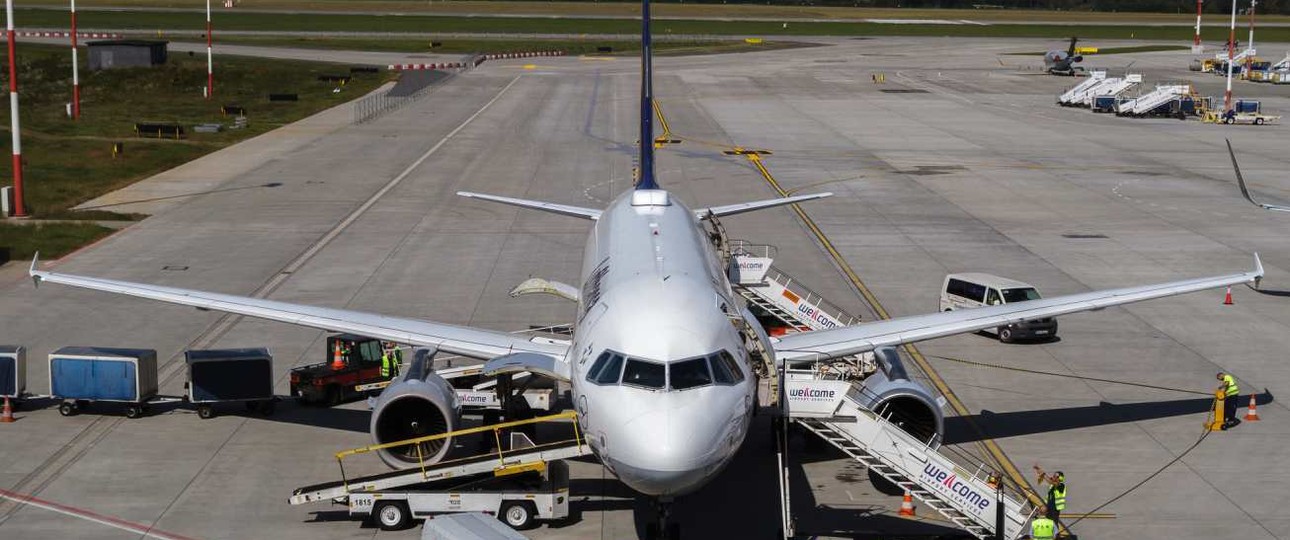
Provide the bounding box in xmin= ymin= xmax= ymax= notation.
xmin=636 ymin=0 xmax=659 ymax=191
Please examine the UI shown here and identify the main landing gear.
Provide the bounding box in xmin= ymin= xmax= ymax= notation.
xmin=646 ymin=498 xmax=680 ymax=540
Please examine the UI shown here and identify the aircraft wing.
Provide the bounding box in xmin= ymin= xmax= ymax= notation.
xmin=773 ymin=255 xmax=1263 ymax=363
xmin=29 ymin=260 xmax=569 ymax=364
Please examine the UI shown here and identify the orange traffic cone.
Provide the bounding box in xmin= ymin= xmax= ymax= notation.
xmin=1245 ymin=394 xmax=1261 ymax=421
xmin=1 ymin=397 xmax=15 ymax=423
xmin=1224 ymin=286 xmax=1234 ymax=305
xmin=330 ymin=343 xmax=345 ymax=370
xmin=898 ymin=492 xmax=916 ymax=517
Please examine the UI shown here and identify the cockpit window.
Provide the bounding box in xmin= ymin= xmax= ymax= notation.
xmin=669 ymin=357 xmax=712 ymax=390
xmin=710 ymin=351 xmax=736 ymax=384
xmin=622 ymin=359 xmax=666 ymax=390
xmin=586 ymin=352 xmax=624 ymax=385
xmin=717 ymin=351 xmax=745 ymax=383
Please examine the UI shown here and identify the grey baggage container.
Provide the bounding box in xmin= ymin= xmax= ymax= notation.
xmin=185 ymin=348 xmax=275 ymax=419
xmin=49 ymin=347 xmax=158 ymax=418
xmin=1 ymin=345 xmax=25 ymax=399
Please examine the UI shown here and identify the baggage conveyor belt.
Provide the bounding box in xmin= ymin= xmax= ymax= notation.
xmin=289 ymin=411 xmax=591 ymax=505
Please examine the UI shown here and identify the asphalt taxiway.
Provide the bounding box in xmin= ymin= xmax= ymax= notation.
xmin=2 ymin=37 xmax=1289 ymax=539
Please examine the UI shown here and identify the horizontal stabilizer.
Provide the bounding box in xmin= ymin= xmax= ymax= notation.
xmin=457 ymin=191 xmax=602 ymax=220
xmin=697 ymin=192 xmax=832 ymax=220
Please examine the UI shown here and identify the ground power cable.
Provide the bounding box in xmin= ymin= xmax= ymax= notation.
xmin=925 ymin=354 xmax=1212 ymax=396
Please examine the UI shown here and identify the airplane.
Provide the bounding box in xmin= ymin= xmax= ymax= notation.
xmin=28 ymin=1 xmax=1264 ymax=537
xmin=1045 ymin=36 xmax=1085 ymax=76
xmin=1229 ymin=139 xmax=1290 ymax=212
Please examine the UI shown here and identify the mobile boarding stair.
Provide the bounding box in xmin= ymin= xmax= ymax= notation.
xmin=778 ymin=369 xmax=1036 ymax=539
xmin=1115 ymin=84 xmax=1192 ymax=117
xmin=728 ymin=241 xmax=858 ymax=334
xmin=1058 ymin=70 xmax=1106 ymax=106
xmin=288 ymin=411 xmax=591 ymax=506
xmin=1083 ymin=73 xmax=1143 ymax=107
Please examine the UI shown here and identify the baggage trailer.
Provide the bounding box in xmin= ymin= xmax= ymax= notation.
xmin=185 ymin=348 xmax=276 ymax=419
xmin=49 ymin=347 xmax=158 ymax=418
xmin=0 ymin=346 xmax=25 ymax=408
xmin=348 ymin=461 xmax=570 ymax=532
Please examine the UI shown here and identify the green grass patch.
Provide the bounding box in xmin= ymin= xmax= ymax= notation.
xmin=0 ymin=43 xmax=388 ymax=220
xmin=180 ymin=36 xmax=809 ymax=56
xmin=1005 ymin=44 xmax=1192 ymax=56
xmin=11 ymin=9 xmax=1290 ymax=41
xmin=0 ymin=222 xmax=116 ymax=260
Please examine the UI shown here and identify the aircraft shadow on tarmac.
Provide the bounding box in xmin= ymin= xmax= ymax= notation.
xmin=945 ymin=391 xmax=1275 ymax=444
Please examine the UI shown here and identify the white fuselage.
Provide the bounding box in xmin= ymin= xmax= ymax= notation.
xmin=568 ymin=189 xmax=756 ymax=497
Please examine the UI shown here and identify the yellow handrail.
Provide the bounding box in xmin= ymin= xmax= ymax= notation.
xmin=335 ymin=410 xmax=579 ymax=460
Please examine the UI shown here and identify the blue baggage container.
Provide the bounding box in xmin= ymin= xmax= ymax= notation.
xmin=49 ymin=347 xmax=158 ymax=402
xmin=0 ymin=345 xmax=25 ymax=398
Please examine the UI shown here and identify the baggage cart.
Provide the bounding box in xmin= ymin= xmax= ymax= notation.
xmin=49 ymin=346 xmax=158 ymax=418
xmin=185 ymin=348 xmax=276 ymax=419
xmin=0 ymin=346 xmax=25 ymax=409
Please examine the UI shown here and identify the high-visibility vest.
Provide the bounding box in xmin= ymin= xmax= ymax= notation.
xmin=1031 ymin=517 xmax=1056 ymax=540
xmin=381 ymin=353 xmax=392 ymax=377
xmin=1051 ymin=485 xmax=1067 ymax=511
xmin=1223 ymin=374 xmax=1240 ymax=397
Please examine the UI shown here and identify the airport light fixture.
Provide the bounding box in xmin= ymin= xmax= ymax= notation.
xmin=5 ymin=0 xmax=25 ymax=217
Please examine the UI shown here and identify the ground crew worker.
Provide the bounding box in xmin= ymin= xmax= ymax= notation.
xmin=1030 ymin=505 xmax=1056 ymax=540
xmin=1033 ymin=465 xmax=1067 ymax=532
xmin=381 ymin=343 xmax=400 ymax=378
xmin=1217 ymin=371 xmax=1241 ymax=429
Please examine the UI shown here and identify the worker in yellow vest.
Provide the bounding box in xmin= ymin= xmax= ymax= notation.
xmin=1034 ymin=465 xmax=1067 ymax=533
xmin=381 ymin=343 xmax=402 ymax=379
xmin=1030 ymin=505 xmax=1056 ymax=540
xmin=1217 ymin=371 xmax=1241 ymax=429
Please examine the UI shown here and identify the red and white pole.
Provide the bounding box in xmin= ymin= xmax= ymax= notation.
xmin=70 ymin=0 xmax=79 ymax=118
xmin=205 ymin=0 xmax=212 ymax=98
xmin=5 ymin=0 xmax=26 ymax=217
xmin=1246 ymin=0 xmax=1256 ymax=74
xmin=1225 ymin=0 xmax=1237 ymax=112
xmin=1193 ymin=0 xmax=1204 ymax=53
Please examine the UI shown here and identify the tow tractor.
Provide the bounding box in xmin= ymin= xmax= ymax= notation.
xmin=290 ymin=334 xmax=391 ymax=406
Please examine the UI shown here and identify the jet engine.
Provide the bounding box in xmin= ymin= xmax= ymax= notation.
xmin=369 ymin=348 xmax=461 ymax=469
xmin=853 ymin=347 xmax=944 ymax=443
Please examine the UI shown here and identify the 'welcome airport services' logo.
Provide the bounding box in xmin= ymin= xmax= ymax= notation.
xmin=921 ymin=463 xmax=992 ymax=513
xmin=787 ymin=386 xmax=836 ymax=402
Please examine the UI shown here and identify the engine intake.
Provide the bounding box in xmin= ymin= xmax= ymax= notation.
xmin=369 ymin=348 xmax=461 ymax=468
xmin=854 ymin=347 xmax=944 ymax=443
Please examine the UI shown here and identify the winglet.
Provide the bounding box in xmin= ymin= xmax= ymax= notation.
xmin=1228 ymin=139 xmax=1290 ymax=212
xmin=1253 ymin=252 xmax=1264 ymax=290
xmin=29 ymin=252 xmax=41 ymax=288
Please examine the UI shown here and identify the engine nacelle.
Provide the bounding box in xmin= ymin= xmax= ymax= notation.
xmin=854 ymin=347 xmax=944 ymax=443
xmin=370 ymin=348 xmax=461 ymax=469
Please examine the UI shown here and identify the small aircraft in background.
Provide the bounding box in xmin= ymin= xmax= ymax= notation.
xmin=1045 ymin=37 xmax=1085 ymax=76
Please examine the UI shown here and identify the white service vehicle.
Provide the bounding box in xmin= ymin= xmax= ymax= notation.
xmin=940 ymin=273 xmax=1057 ymax=343
xmin=349 ymin=460 xmax=570 ymax=532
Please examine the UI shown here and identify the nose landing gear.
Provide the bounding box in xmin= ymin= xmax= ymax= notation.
xmin=646 ymin=498 xmax=680 ymax=540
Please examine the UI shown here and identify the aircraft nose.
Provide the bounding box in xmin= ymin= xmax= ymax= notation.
xmin=607 ymin=408 xmax=725 ymax=496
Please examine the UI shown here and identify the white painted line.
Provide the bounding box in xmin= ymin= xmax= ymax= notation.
xmin=0 ymin=488 xmax=196 ymax=540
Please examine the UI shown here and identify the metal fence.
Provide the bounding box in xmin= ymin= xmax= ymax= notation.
xmin=353 ymin=87 xmax=427 ymax=124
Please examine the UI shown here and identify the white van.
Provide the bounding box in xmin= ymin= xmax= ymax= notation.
xmin=940 ymin=273 xmax=1057 ymax=343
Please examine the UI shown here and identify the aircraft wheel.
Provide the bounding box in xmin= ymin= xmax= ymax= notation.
xmin=374 ymin=501 xmax=411 ymax=531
